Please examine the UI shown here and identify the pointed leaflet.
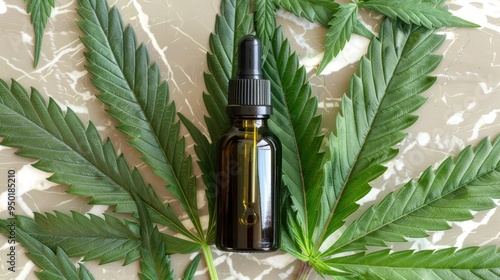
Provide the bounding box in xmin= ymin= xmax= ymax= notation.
xmin=255 ymin=0 xmax=277 ymax=50
xmin=76 ymin=0 xmax=203 ymax=238
xmin=354 ymin=21 xmax=375 ymax=40
xmin=177 ymin=114 xmax=216 ymax=240
xmin=359 ymin=0 xmax=479 ymax=29
xmin=133 ymin=192 xmax=174 ymax=280
xmin=317 ymin=18 xmax=445 ymax=246
xmin=203 ymin=0 xmax=253 ymax=141
xmin=14 ymin=211 xmax=141 ymax=265
xmin=0 ymin=78 xmax=197 ymax=248
xmin=25 ymin=0 xmax=55 ymax=68
xmin=0 ymin=219 xmax=94 ymax=280
xmin=327 ymin=247 xmax=500 ymax=278
xmin=35 ymin=247 xmax=94 ymax=280
xmin=182 ymin=254 xmax=202 ymax=280
xmin=325 ymin=136 xmax=500 ymax=255
xmin=180 ymin=0 xmax=254 ymax=241
xmin=78 ymin=265 xmax=95 ymax=280
xmin=317 ymin=3 xmax=358 ymax=75
xmin=278 ymin=0 xmax=339 ymax=26
xmin=262 ymin=28 xmax=325 ymax=254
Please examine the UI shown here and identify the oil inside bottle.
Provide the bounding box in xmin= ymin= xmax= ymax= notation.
xmin=216 ymin=119 xmax=280 ymax=252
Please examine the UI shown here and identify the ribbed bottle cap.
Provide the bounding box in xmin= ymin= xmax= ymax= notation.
xmin=227 ymin=35 xmax=272 ymax=117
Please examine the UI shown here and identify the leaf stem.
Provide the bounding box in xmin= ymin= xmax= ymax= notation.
xmin=297 ymin=261 xmax=313 ymax=280
xmin=202 ymin=244 xmax=218 ymax=280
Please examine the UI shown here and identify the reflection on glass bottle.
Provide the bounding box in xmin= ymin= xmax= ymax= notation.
xmin=216 ymin=35 xmax=281 ymax=252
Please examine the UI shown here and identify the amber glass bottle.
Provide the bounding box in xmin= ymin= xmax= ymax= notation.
xmin=216 ymin=35 xmax=281 ymax=252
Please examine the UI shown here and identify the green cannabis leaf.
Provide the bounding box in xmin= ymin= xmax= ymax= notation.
xmin=133 ymin=192 xmax=174 ymax=280
xmin=316 ymin=0 xmax=478 ymax=74
xmin=182 ymin=254 xmax=202 ymax=280
xmin=75 ymin=0 xmax=220 ymax=276
xmin=263 ymin=28 xmax=325 ymax=253
xmin=327 ymin=246 xmax=500 ymax=278
xmin=14 ymin=211 xmax=142 ymax=264
xmin=278 ymin=0 xmax=339 ymax=26
xmin=76 ymin=0 xmax=204 ymax=241
xmin=0 ymin=75 xmax=199 ymax=252
xmin=254 ymin=0 xmax=278 ymax=49
xmin=179 ymin=0 xmax=254 ymax=243
xmin=269 ymin=15 xmax=445 ymax=275
xmin=0 ymin=219 xmax=94 ymax=280
xmin=358 ymin=0 xmax=480 ymax=29
xmin=3 ymin=0 xmax=498 ymax=279
xmin=320 ymin=19 xmax=444 ymax=244
xmin=317 ymin=3 xmax=358 ymax=81
xmin=326 ymin=136 xmax=500 ymax=256
xmin=25 ymin=0 xmax=55 ymax=68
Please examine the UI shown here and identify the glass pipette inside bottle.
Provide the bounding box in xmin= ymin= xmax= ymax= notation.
xmin=239 ymin=121 xmax=259 ymax=227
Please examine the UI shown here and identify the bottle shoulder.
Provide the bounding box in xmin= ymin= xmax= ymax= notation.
xmin=217 ymin=126 xmax=280 ymax=149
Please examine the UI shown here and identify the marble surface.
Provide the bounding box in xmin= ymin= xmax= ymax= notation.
xmin=0 ymin=0 xmax=499 ymax=279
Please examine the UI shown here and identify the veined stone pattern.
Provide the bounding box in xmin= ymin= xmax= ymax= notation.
xmin=0 ymin=0 xmax=499 ymax=279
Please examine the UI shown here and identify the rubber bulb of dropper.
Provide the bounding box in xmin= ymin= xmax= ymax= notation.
xmin=236 ymin=35 xmax=263 ymax=80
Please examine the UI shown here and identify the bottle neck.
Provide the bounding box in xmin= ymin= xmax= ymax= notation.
xmin=230 ymin=117 xmax=268 ymax=128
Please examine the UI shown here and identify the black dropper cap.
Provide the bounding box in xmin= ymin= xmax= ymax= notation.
xmin=227 ymin=35 xmax=272 ymax=117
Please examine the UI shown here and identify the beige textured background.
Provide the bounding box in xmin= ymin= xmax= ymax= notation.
xmin=1 ymin=0 xmax=499 ymax=279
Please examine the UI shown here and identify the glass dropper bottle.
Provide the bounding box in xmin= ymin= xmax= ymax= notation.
xmin=215 ymin=35 xmax=281 ymax=252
